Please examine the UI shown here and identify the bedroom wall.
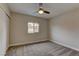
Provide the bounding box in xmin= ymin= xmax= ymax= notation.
xmin=49 ymin=8 xmax=79 ymax=51
xmin=0 ymin=3 xmax=10 ymax=16
xmin=0 ymin=3 xmax=10 ymax=55
xmin=10 ymin=12 xmax=49 ymax=46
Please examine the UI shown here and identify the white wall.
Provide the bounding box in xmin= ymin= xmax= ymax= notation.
xmin=49 ymin=9 xmax=79 ymax=51
xmin=10 ymin=12 xmax=49 ymax=46
xmin=0 ymin=8 xmax=9 ymax=55
xmin=0 ymin=3 xmax=10 ymax=16
xmin=0 ymin=3 xmax=10 ymax=55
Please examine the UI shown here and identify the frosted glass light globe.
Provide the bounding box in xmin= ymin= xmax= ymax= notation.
xmin=38 ymin=10 xmax=44 ymax=14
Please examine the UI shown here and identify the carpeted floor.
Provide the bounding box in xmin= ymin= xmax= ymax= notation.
xmin=6 ymin=41 xmax=79 ymax=56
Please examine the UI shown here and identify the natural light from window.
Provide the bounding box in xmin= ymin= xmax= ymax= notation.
xmin=28 ymin=22 xmax=39 ymax=33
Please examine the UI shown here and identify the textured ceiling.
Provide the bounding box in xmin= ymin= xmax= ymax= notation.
xmin=8 ymin=3 xmax=79 ymax=19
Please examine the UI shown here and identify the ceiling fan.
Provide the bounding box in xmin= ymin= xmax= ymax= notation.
xmin=37 ymin=3 xmax=50 ymax=14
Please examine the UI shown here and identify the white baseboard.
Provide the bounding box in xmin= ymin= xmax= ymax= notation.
xmin=50 ymin=40 xmax=79 ymax=52
xmin=10 ymin=39 xmax=49 ymax=47
xmin=4 ymin=39 xmax=49 ymax=56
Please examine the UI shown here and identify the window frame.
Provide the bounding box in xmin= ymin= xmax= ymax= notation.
xmin=27 ymin=22 xmax=39 ymax=34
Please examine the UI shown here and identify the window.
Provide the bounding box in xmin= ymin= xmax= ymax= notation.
xmin=28 ymin=22 xmax=39 ymax=33
xmin=34 ymin=23 xmax=39 ymax=32
xmin=28 ymin=22 xmax=34 ymax=33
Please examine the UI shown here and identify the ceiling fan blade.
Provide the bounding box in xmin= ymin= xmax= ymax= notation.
xmin=44 ymin=10 xmax=50 ymax=14
xmin=36 ymin=3 xmax=50 ymax=14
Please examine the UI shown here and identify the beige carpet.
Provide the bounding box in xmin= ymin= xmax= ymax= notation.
xmin=6 ymin=41 xmax=79 ymax=56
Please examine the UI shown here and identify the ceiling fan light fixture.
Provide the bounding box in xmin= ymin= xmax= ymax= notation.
xmin=38 ymin=9 xmax=44 ymax=14
xmin=37 ymin=3 xmax=50 ymax=14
